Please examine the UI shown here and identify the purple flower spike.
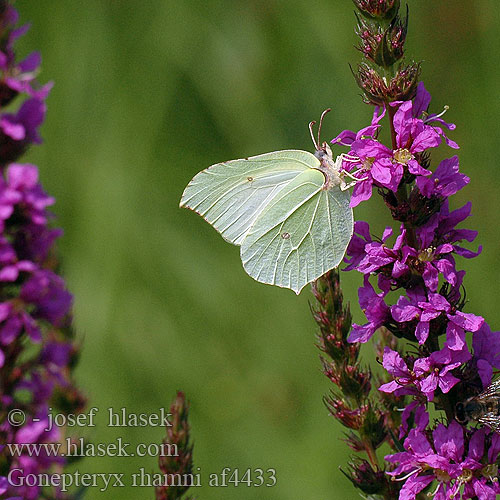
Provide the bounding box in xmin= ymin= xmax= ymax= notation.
xmin=0 ymin=7 xmax=85 ymax=499
xmin=316 ymin=5 xmax=499 ymax=500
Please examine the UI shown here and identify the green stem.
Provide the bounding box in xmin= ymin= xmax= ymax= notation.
xmin=387 ymin=104 xmax=398 ymax=150
xmin=365 ymin=441 xmax=380 ymax=469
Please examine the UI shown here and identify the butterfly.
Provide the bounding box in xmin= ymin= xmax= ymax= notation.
xmin=180 ymin=110 xmax=361 ymax=294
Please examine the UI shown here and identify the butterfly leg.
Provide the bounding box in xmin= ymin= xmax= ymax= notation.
xmin=343 ymin=169 xmax=368 ymax=182
xmin=339 ymin=170 xmax=369 ymax=191
xmin=340 ymin=179 xmax=360 ymax=191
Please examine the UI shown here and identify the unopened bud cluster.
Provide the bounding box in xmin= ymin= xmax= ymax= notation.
xmin=312 ymin=271 xmax=398 ymax=496
xmin=156 ymin=392 xmax=195 ymax=500
xmin=353 ymin=1 xmax=419 ymax=104
xmin=353 ymin=0 xmax=400 ymax=20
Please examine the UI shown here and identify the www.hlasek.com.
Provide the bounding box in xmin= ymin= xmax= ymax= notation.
xmin=7 ymin=438 xmax=177 ymax=458
xmin=7 ymin=467 xmax=277 ymax=492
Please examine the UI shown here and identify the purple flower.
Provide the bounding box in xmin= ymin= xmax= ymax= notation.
xmin=0 ymin=7 xmax=52 ymax=104
xmin=355 ymin=224 xmax=414 ymax=279
xmin=412 ymin=81 xmax=459 ymax=149
xmin=386 ymin=423 xmax=500 ymax=500
xmin=6 ymin=163 xmax=55 ymax=224
xmin=0 ymin=236 xmax=35 ymax=281
xmin=0 ymin=6 xmax=83 ymax=499
xmin=332 ymin=82 xmax=458 ymax=207
xmin=417 ymin=201 xmax=481 ymax=258
xmin=0 ymin=98 xmax=46 ymax=144
xmin=0 ymin=301 xmax=41 ymax=344
xmin=343 ymin=136 xmax=405 ymax=207
xmin=332 ymin=106 xmax=386 ymax=147
xmin=417 ymin=244 xmax=457 ymax=292
xmin=391 ymin=290 xmax=483 ymax=349
xmin=344 ymin=221 xmax=374 ymax=271
xmin=21 ymin=270 xmax=72 ymax=326
xmin=472 ymin=322 xmax=500 ymax=387
xmin=378 ymin=348 xmax=417 ymax=397
xmin=348 ymin=276 xmax=390 ymax=343
xmin=399 ymin=402 xmax=429 ymax=439
xmin=379 ymin=346 xmax=470 ymax=401
xmin=385 ymin=427 xmax=448 ymax=499
xmin=413 ymin=346 xmax=470 ymax=400
xmin=10 ymin=415 xmax=63 ymax=500
xmin=15 ymin=224 xmax=63 ymax=263
xmin=391 ymin=100 xmax=442 ymax=161
xmin=0 ymin=269 xmax=72 ymax=348
xmin=416 ymin=156 xmax=469 ymax=199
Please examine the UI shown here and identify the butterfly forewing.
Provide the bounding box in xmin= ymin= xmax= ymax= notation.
xmin=180 ymin=150 xmax=320 ymax=245
xmin=240 ymin=169 xmax=353 ymax=294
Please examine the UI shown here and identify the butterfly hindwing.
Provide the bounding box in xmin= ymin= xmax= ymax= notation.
xmin=240 ymin=169 xmax=353 ymax=294
xmin=180 ymin=150 xmax=320 ymax=245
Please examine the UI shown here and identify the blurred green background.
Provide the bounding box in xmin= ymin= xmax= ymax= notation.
xmin=15 ymin=0 xmax=500 ymax=498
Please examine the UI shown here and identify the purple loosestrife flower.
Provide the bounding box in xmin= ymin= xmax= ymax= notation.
xmin=0 ymin=6 xmax=52 ymax=105
xmin=9 ymin=417 xmax=64 ymax=500
xmin=416 ymin=156 xmax=469 ymax=199
xmin=471 ymin=323 xmax=500 ymax=387
xmin=345 ymin=222 xmax=414 ymax=285
xmin=379 ymin=346 xmax=470 ymax=401
xmin=348 ymin=276 xmax=390 ymax=343
xmin=412 ymin=81 xmax=459 ymax=149
xmin=417 ymin=201 xmax=481 ymax=259
xmin=332 ymin=87 xmax=457 ymax=207
xmin=0 ymin=98 xmax=46 ymax=162
xmin=391 ymin=290 xmax=483 ymax=349
xmin=386 ymin=423 xmax=500 ymax=500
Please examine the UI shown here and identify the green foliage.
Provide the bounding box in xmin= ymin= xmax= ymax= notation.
xmin=16 ymin=1 xmax=500 ymax=498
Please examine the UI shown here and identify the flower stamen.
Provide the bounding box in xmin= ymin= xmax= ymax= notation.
xmin=393 ymin=148 xmax=413 ymax=165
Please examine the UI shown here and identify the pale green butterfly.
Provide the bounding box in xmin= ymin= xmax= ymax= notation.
xmin=180 ymin=110 xmax=361 ymax=294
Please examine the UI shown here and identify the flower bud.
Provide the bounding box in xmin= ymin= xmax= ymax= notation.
xmin=359 ymin=405 xmax=387 ymax=449
xmin=354 ymin=61 xmax=421 ymax=105
xmin=344 ymin=431 xmax=366 ymax=452
xmin=313 ymin=270 xmax=359 ymax=363
xmin=356 ymin=12 xmax=407 ymax=67
xmin=325 ymin=397 xmax=367 ymax=429
xmin=353 ymin=0 xmax=400 ymax=20
xmin=341 ymin=458 xmax=392 ymax=495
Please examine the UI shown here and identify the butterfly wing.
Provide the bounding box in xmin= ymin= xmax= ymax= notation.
xmin=180 ymin=150 xmax=319 ymax=245
xmin=240 ymin=169 xmax=353 ymax=294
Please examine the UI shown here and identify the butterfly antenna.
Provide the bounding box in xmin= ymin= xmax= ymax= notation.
xmin=308 ymin=120 xmax=318 ymax=150
xmin=317 ymin=108 xmax=331 ymax=146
